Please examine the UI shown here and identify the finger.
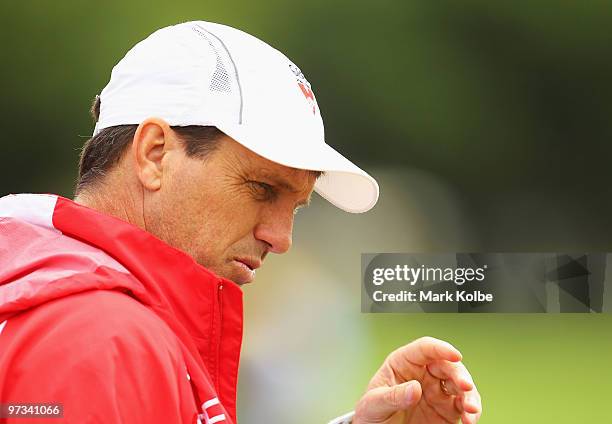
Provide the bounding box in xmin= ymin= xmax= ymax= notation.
xmin=355 ymin=380 xmax=422 ymax=420
xmin=427 ymin=359 xmax=481 ymax=417
xmin=462 ymin=412 xmax=477 ymax=424
xmin=454 ymin=392 xmax=480 ymax=416
xmin=453 ymin=385 xmax=481 ymax=420
xmin=427 ymin=360 xmax=474 ymax=392
xmin=389 ymin=337 xmax=462 ymax=368
xmin=456 ymin=372 xmax=480 ymax=416
xmin=420 ymin=371 xmax=461 ymax=423
xmin=461 ymin=387 xmax=482 ymax=416
xmin=462 ymin=409 xmax=482 ymax=424
xmin=455 ymin=396 xmax=464 ymax=413
xmin=440 ymin=378 xmax=463 ymax=397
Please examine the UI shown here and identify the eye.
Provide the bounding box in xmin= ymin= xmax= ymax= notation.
xmin=247 ymin=180 xmax=277 ymax=201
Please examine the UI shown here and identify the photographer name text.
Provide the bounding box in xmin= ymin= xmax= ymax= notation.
xmin=372 ymin=290 xmax=493 ymax=303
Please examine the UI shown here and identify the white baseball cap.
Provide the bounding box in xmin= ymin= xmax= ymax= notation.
xmin=94 ymin=21 xmax=379 ymax=213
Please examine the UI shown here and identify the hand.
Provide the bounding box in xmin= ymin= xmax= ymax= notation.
xmin=353 ymin=337 xmax=482 ymax=424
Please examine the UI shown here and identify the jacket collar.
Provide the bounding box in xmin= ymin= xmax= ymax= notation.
xmin=52 ymin=195 xmax=244 ymax=418
xmin=52 ymin=195 xmax=243 ymax=345
xmin=0 ymin=193 xmax=244 ymax=422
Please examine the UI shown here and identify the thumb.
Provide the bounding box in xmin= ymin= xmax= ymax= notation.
xmin=355 ymin=381 xmax=422 ymax=422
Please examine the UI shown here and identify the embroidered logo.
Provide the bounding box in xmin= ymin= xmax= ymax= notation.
xmin=289 ymin=63 xmax=317 ymax=115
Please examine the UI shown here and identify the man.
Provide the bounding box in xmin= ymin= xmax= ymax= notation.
xmin=0 ymin=21 xmax=481 ymax=423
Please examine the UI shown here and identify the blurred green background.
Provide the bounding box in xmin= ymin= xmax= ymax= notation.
xmin=2 ymin=1 xmax=612 ymax=422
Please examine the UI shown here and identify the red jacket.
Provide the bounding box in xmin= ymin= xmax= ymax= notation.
xmin=0 ymin=194 xmax=244 ymax=423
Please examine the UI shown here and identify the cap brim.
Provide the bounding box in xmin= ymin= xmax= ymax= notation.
xmin=309 ymin=143 xmax=379 ymax=213
xmin=216 ymin=123 xmax=379 ymax=213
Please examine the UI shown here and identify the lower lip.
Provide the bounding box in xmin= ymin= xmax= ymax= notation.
xmin=233 ymin=260 xmax=256 ymax=284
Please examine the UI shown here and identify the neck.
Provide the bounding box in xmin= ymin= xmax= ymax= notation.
xmin=74 ymin=182 xmax=146 ymax=231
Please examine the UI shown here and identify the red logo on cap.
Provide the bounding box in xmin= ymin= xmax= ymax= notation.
xmin=290 ymin=63 xmax=317 ymax=115
xmin=298 ymin=82 xmax=316 ymax=115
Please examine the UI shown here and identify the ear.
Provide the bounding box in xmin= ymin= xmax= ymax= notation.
xmin=131 ymin=117 xmax=178 ymax=191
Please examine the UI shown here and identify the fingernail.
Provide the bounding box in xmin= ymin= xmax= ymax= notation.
xmin=405 ymin=381 xmax=418 ymax=402
xmin=462 ymin=379 xmax=474 ymax=390
xmin=465 ymin=401 xmax=478 ymax=413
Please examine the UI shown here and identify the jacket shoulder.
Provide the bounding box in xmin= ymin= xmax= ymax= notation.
xmin=2 ymin=289 xmax=184 ymax=367
xmin=0 ymin=290 xmax=197 ymax=423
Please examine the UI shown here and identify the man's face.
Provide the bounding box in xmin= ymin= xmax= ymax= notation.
xmin=147 ymin=134 xmax=318 ymax=285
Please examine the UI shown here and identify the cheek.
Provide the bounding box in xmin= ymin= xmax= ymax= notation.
xmin=155 ymin=170 xmax=212 ymax=256
xmin=190 ymin=206 xmax=261 ymax=271
xmin=200 ymin=198 xmax=261 ymax=247
xmin=164 ymin=182 xmax=261 ymax=265
xmin=158 ymin=157 xmax=273 ymax=266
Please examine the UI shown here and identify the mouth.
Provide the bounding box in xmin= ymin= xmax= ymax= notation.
xmin=231 ymin=257 xmax=262 ymax=284
xmin=235 ymin=257 xmax=262 ymax=271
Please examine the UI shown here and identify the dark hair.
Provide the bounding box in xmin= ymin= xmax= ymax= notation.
xmin=76 ymin=95 xmax=225 ymax=195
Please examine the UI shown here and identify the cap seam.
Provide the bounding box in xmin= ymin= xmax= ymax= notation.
xmin=198 ymin=25 xmax=244 ymax=125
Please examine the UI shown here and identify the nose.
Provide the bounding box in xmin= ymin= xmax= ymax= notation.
xmin=253 ymin=209 xmax=294 ymax=255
